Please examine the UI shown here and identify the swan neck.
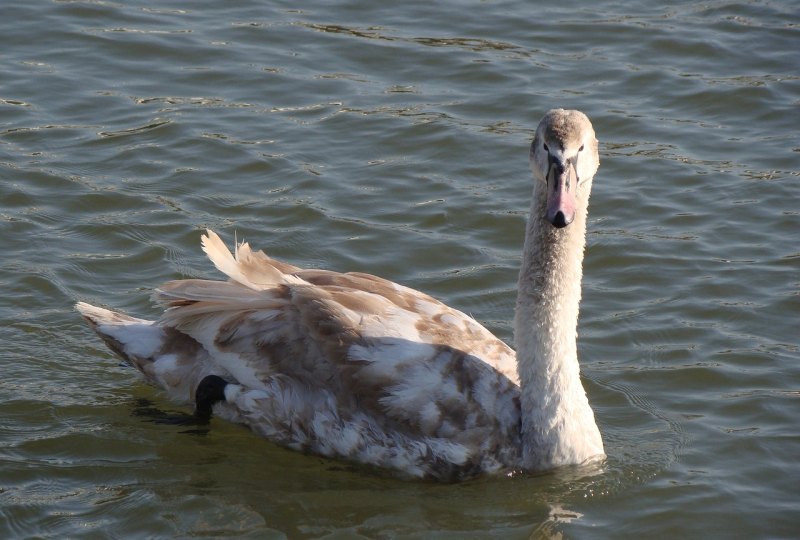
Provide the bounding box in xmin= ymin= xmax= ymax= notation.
xmin=514 ymin=179 xmax=603 ymax=469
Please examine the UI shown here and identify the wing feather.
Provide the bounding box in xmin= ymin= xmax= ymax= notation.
xmin=81 ymin=230 xmax=523 ymax=477
xmin=201 ymin=229 xmax=304 ymax=290
xmin=157 ymin=270 xmax=518 ymax=442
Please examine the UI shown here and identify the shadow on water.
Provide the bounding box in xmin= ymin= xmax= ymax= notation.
xmin=130 ymin=397 xmax=212 ymax=436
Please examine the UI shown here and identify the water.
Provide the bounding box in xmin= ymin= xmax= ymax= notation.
xmin=1 ymin=0 xmax=798 ymax=537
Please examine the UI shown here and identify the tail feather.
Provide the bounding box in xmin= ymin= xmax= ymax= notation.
xmin=76 ymin=301 xmax=149 ymax=327
xmin=76 ymin=302 xmax=214 ymax=404
xmin=75 ymin=301 xmax=165 ymax=366
xmin=76 ymin=230 xmax=300 ymax=401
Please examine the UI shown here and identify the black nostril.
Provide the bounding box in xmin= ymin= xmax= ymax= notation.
xmin=551 ymin=211 xmax=569 ymax=228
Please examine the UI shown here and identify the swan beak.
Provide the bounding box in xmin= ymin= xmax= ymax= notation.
xmin=546 ymin=161 xmax=577 ymax=228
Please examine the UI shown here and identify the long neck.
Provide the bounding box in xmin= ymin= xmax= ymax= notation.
xmin=514 ymin=180 xmax=603 ymax=469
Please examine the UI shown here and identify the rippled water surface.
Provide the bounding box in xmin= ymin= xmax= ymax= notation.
xmin=1 ymin=0 xmax=798 ymax=538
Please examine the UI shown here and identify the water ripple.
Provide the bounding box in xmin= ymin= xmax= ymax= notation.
xmin=1 ymin=0 xmax=798 ymax=537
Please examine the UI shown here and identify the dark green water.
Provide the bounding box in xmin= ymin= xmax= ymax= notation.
xmin=1 ymin=1 xmax=798 ymax=538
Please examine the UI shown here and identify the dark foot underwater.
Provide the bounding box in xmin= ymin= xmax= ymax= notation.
xmin=132 ymin=375 xmax=228 ymax=435
xmin=194 ymin=374 xmax=228 ymax=420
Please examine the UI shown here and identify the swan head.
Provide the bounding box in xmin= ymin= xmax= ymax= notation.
xmin=529 ymin=109 xmax=599 ymax=228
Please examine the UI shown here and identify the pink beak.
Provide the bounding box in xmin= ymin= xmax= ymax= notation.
xmin=546 ymin=161 xmax=577 ymax=228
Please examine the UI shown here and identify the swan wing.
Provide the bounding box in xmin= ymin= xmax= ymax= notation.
xmin=165 ymin=230 xmax=519 ymax=384
xmin=155 ymin=233 xmax=521 ymax=459
xmin=80 ymin=231 xmax=522 ymax=478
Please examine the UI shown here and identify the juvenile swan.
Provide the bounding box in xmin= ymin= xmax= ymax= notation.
xmin=76 ymin=109 xmax=604 ymax=480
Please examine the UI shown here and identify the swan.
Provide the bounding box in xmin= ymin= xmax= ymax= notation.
xmin=76 ymin=108 xmax=604 ymax=480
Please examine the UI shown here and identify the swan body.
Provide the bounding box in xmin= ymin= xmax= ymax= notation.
xmin=76 ymin=109 xmax=604 ymax=480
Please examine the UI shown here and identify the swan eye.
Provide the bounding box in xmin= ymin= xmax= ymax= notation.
xmin=543 ymin=143 xmax=549 ymax=153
